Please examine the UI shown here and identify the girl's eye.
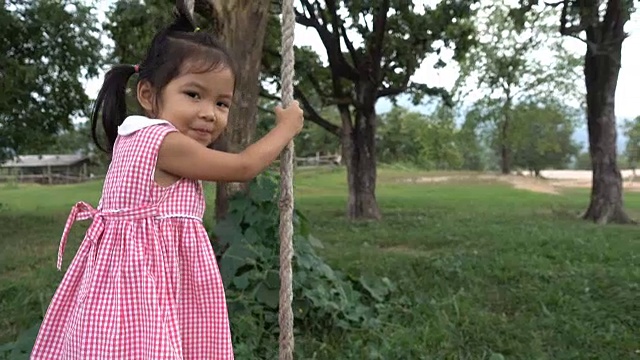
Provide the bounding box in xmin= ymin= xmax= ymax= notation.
xmin=185 ymin=91 xmax=200 ymax=99
xmin=217 ymin=101 xmax=230 ymax=108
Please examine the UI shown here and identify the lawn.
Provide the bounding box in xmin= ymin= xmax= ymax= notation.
xmin=1 ymin=167 xmax=638 ymax=359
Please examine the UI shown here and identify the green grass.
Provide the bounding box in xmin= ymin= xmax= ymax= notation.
xmin=1 ymin=168 xmax=639 ymax=359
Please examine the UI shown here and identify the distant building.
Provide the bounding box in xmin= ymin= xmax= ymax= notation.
xmin=0 ymin=154 xmax=92 ymax=184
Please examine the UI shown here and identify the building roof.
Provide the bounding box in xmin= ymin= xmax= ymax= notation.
xmin=1 ymin=154 xmax=90 ymax=168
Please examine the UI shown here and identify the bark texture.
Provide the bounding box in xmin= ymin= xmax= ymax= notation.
xmin=343 ymin=83 xmax=381 ymax=220
xmin=208 ymin=0 xmax=271 ymax=220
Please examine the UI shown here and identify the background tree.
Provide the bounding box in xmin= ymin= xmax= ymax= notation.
xmin=458 ymin=0 xmax=582 ymax=175
xmin=376 ymin=107 xmax=430 ymax=167
xmin=622 ymin=116 xmax=640 ymax=177
xmin=559 ymin=0 xmax=634 ymax=223
xmin=516 ymin=0 xmax=636 ymax=223
xmin=573 ymin=150 xmax=592 ymax=170
xmin=456 ymin=114 xmax=488 ymax=171
xmin=377 ymin=105 xmax=462 ymax=170
xmin=464 ymin=97 xmax=509 ymax=171
xmin=42 ymin=121 xmax=92 ymax=155
xmin=262 ymin=0 xmax=477 ymax=220
xmin=0 ymin=0 xmax=102 ymax=161
xmin=509 ymin=99 xmax=580 ymax=176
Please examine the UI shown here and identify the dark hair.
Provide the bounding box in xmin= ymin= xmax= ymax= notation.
xmin=91 ymin=5 xmax=237 ymax=153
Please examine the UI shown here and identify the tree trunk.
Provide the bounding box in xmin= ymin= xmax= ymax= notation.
xmin=500 ymin=97 xmax=512 ymax=175
xmin=210 ymin=134 xmax=230 ymax=220
xmin=500 ymin=139 xmax=510 ymax=174
xmin=581 ymin=11 xmax=633 ymax=224
xmin=343 ymin=85 xmax=381 ymax=221
xmin=209 ymin=0 xmax=271 ymax=220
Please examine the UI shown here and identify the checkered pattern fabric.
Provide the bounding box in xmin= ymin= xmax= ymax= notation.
xmin=32 ymin=121 xmax=234 ymax=359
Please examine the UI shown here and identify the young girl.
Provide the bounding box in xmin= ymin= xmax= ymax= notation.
xmin=31 ymin=6 xmax=303 ymax=360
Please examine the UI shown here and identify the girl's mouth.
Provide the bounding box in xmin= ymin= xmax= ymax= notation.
xmin=191 ymin=128 xmax=212 ymax=141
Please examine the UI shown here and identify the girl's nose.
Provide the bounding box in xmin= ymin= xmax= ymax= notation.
xmin=200 ymin=106 xmax=216 ymax=122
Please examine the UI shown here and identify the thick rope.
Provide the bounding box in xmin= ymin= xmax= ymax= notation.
xmin=278 ymin=0 xmax=296 ymax=359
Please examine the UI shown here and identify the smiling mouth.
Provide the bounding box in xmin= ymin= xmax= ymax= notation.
xmin=189 ymin=128 xmax=212 ymax=142
xmin=192 ymin=128 xmax=212 ymax=135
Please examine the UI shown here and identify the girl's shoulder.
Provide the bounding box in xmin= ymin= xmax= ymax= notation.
xmin=110 ymin=115 xmax=179 ymax=163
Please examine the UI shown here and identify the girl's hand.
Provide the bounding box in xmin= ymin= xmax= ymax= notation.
xmin=274 ymin=100 xmax=304 ymax=136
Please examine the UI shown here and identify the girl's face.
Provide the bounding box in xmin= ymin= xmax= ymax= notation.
xmin=138 ymin=66 xmax=235 ymax=146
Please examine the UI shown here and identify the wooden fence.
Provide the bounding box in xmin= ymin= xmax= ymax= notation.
xmin=0 ymin=154 xmax=342 ymax=185
xmin=273 ymin=153 xmax=342 ymax=168
xmin=0 ymin=173 xmax=102 ymax=185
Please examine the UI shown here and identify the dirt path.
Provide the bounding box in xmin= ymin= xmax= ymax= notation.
xmin=403 ymin=172 xmax=640 ymax=195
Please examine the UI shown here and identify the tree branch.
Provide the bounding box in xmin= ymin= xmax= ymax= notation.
xmin=376 ymin=86 xmax=405 ymax=98
xmin=325 ymin=0 xmax=344 ymax=50
xmin=297 ymin=0 xmax=359 ymax=81
xmin=313 ymin=0 xmax=331 ymax=32
xmin=258 ymin=106 xmax=275 ymax=115
xmin=376 ymin=73 xmax=411 ymax=98
xmin=325 ymin=0 xmax=359 ymax=68
xmin=602 ymin=0 xmax=624 ymax=37
xmin=369 ymin=0 xmax=391 ymax=76
xmin=294 ymin=87 xmax=341 ymax=137
xmin=305 ymin=71 xmax=328 ymax=100
xmin=258 ymin=87 xmax=341 ymax=136
xmin=294 ymin=9 xmax=315 ymax=27
xmin=303 ymin=71 xmax=354 ymax=106
xmin=340 ymin=23 xmax=360 ymax=68
xmin=559 ymin=0 xmax=596 ymax=36
xmin=326 ymin=96 xmax=354 ymax=106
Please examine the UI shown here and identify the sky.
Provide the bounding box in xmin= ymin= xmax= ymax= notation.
xmin=87 ymin=0 xmax=640 ymax=150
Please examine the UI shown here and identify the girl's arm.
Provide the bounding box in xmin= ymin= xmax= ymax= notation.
xmin=156 ymin=122 xmax=298 ymax=183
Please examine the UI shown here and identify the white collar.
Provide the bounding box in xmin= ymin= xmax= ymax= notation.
xmin=117 ymin=115 xmax=173 ymax=136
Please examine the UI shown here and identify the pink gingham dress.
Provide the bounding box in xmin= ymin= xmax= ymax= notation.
xmin=31 ymin=116 xmax=234 ymax=359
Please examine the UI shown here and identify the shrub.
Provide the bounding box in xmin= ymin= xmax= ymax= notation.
xmin=210 ymin=173 xmax=395 ymax=358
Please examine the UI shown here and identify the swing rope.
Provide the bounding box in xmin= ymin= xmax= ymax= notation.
xmin=277 ymin=0 xmax=296 ymax=358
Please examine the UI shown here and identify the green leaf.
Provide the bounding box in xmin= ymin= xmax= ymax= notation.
xmin=219 ymin=254 xmax=246 ymax=285
xmin=244 ymin=227 xmax=261 ymax=244
xmin=233 ymin=273 xmax=250 ymax=290
xmin=317 ymin=263 xmax=337 ymax=281
xmin=359 ymin=274 xmax=391 ymax=302
xmin=249 ymin=178 xmax=276 ymax=203
xmin=228 ymin=196 xmax=250 ymax=215
xmin=8 ymin=321 xmax=41 ymax=358
xmin=0 ymin=341 xmax=15 ymax=353
xmin=1 ymin=0 xmax=103 ymax=160
xmin=265 ymin=270 xmax=280 ymax=290
xmin=307 ymin=234 xmax=324 ymax=249
xmin=295 ymin=251 xmax=315 ymax=270
xmin=212 ymin=221 xmax=243 ymax=246
xmin=254 ymin=282 xmax=279 ymax=309
xmin=219 ymin=242 xmax=261 ymax=283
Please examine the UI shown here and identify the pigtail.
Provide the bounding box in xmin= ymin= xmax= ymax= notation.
xmin=169 ymin=0 xmax=197 ymax=32
xmin=90 ymin=64 xmax=136 ymax=153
